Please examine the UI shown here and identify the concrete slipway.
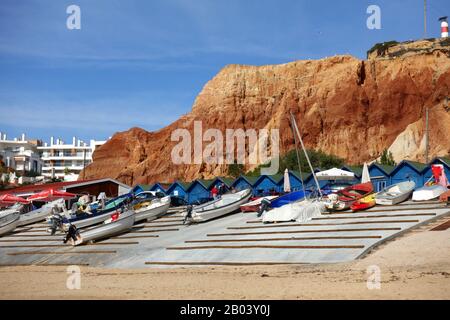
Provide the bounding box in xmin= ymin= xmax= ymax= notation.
xmin=0 ymin=201 xmax=449 ymax=268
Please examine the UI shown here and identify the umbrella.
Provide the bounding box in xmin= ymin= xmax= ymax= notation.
xmin=27 ymin=189 xmax=77 ymax=202
xmin=0 ymin=194 xmax=30 ymax=207
xmin=316 ymin=168 xmax=355 ymax=181
xmin=361 ymin=162 xmax=371 ymax=183
xmin=283 ymin=169 xmax=291 ymax=193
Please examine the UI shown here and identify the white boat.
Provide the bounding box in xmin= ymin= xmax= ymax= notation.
xmin=375 ymin=181 xmax=416 ymax=205
xmin=412 ymin=184 xmax=448 ymax=201
xmin=187 ymin=189 xmax=253 ymax=223
xmin=18 ymin=198 xmax=66 ymax=226
xmin=262 ymin=199 xmax=326 ymax=223
xmin=62 ymin=194 xmax=132 ymax=229
xmin=132 ymin=192 xmax=171 ymax=222
xmin=65 ymin=209 xmax=136 ymax=246
xmin=0 ymin=210 xmax=21 ymax=236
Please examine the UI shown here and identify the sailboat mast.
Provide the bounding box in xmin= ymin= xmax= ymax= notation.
xmin=290 ymin=112 xmax=323 ymax=197
xmin=289 ymin=113 xmax=307 ymax=196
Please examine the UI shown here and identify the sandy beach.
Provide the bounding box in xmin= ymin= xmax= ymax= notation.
xmin=1 ymin=226 xmax=449 ymax=300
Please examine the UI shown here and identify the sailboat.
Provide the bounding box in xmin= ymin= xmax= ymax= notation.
xmin=261 ymin=113 xmax=326 ymax=223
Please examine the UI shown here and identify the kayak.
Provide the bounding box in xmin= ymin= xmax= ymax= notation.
xmin=351 ymin=194 xmax=376 ymax=212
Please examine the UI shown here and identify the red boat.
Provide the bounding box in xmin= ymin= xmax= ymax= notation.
xmin=325 ymin=182 xmax=374 ymax=212
xmin=240 ymin=196 xmax=277 ymax=213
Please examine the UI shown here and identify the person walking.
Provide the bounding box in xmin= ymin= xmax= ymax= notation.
xmin=211 ymin=186 xmax=219 ymax=199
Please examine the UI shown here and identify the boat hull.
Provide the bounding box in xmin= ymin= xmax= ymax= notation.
xmin=0 ymin=211 xmax=20 ymax=236
xmin=412 ymin=185 xmax=447 ymax=201
xmin=19 ymin=200 xmax=65 ymax=226
xmin=191 ymin=189 xmax=253 ymax=222
xmin=71 ymin=209 xmax=136 ymax=246
xmin=375 ymin=181 xmax=415 ymax=206
xmin=240 ymin=196 xmax=277 ymax=213
xmin=134 ymin=198 xmax=171 ymax=222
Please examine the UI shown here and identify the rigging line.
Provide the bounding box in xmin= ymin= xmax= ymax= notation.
xmin=290 ymin=112 xmax=323 ymax=197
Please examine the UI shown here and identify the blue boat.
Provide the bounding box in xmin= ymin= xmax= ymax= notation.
xmin=270 ymin=190 xmax=310 ymax=208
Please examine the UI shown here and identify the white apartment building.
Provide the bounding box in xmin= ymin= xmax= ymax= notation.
xmin=37 ymin=136 xmax=107 ymax=180
xmin=0 ymin=132 xmax=43 ymax=174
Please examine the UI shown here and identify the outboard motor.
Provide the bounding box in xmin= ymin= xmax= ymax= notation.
xmin=183 ymin=205 xmax=193 ymax=225
xmin=257 ymin=198 xmax=272 ymax=217
xmin=46 ymin=213 xmax=64 ymax=235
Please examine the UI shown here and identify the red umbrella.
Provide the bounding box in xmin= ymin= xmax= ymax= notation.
xmin=0 ymin=194 xmax=30 ymax=207
xmin=27 ymin=189 xmax=77 ymax=202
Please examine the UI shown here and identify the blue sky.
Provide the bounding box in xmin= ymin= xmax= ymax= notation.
xmin=0 ymin=0 xmax=448 ymax=143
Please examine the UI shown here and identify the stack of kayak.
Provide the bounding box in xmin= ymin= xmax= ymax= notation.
xmin=323 ymin=182 xmax=374 ymax=212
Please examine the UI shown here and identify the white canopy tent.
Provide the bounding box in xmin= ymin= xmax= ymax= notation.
xmin=316 ymin=168 xmax=355 ymax=181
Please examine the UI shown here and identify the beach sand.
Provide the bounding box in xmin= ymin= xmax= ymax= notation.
xmin=1 ymin=228 xmax=449 ymax=300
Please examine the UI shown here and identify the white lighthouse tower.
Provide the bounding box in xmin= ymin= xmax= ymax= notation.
xmin=440 ymin=16 xmax=448 ymax=38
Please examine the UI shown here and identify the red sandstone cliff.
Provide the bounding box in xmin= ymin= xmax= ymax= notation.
xmin=81 ymin=39 xmax=450 ymax=186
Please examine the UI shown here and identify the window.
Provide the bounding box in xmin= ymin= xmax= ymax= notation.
xmin=376 ymin=180 xmax=387 ymax=192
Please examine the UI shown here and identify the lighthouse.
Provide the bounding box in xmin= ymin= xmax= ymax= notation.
xmin=440 ymin=16 xmax=448 ymax=38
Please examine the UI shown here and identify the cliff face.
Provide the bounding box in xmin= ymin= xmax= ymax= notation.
xmin=82 ymin=39 xmax=450 ymax=186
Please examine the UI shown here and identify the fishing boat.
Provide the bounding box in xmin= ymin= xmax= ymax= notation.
xmin=61 ymin=193 xmax=133 ymax=229
xmin=0 ymin=209 xmax=21 ymax=237
xmin=51 ymin=208 xmax=135 ymax=246
xmin=132 ymin=191 xmax=171 ymax=222
xmin=185 ymin=189 xmax=252 ymax=223
xmin=375 ymin=181 xmax=416 ymax=205
xmin=240 ymin=196 xmax=277 ymax=213
xmin=324 ymin=182 xmax=374 ymax=212
xmin=18 ymin=198 xmax=66 ymax=226
xmin=412 ymin=184 xmax=447 ymax=201
xmin=351 ymin=194 xmax=376 ymax=212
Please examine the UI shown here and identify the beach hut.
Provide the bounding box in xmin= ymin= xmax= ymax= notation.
xmin=165 ymin=181 xmax=190 ymax=201
xmin=368 ymin=163 xmax=395 ymax=191
xmin=389 ymin=160 xmax=427 ymax=187
xmin=149 ymin=183 xmax=170 ymax=194
xmin=206 ymin=177 xmax=233 ymax=193
xmin=187 ymin=180 xmax=211 ymax=204
xmin=231 ymin=175 xmax=259 ymax=194
xmin=276 ymin=170 xmax=308 ymax=192
xmin=252 ymin=175 xmax=279 ymax=196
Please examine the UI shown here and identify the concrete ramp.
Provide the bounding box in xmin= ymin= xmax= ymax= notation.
xmin=0 ymin=201 xmax=449 ymax=268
